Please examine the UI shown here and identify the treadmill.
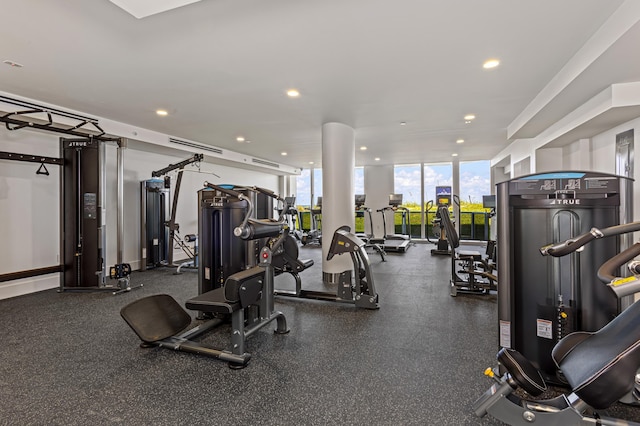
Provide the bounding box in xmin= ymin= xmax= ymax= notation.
xmin=372 ymin=194 xmax=411 ymax=253
xmin=355 ymin=194 xmax=386 ymax=261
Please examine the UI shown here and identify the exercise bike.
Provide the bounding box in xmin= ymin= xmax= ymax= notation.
xmin=474 ymin=221 xmax=640 ymax=425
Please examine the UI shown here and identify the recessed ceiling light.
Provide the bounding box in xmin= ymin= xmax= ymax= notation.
xmin=400 ymin=121 xmax=406 ymax=126
xmin=3 ymin=60 xmax=23 ymax=68
xmin=360 ymin=146 xmax=367 ymax=151
xmin=456 ymin=139 xmax=465 ymax=144
xmin=236 ymin=136 xmax=245 ymax=142
xmin=483 ymin=59 xmax=500 ymax=69
xmin=286 ymin=89 xmax=300 ymax=98
xmin=156 ymin=109 xmax=168 ymax=116
xmin=245 ymin=140 xmax=251 ymax=144
xmin=281 ymin=152 xmax=288 ymax=156
xmin=464 ymin=114 xmax=475 ymax=121
xmin=374 ymin=157 xmax=381 ymax=161
xmin=309 ymin=161 xmax=314 ymax=165
xmin=452 ymin=153 xmax=458 ymax=157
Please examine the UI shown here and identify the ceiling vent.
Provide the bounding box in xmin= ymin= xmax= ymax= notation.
xmin=168 ymin=137 xmax=223 ymax=155
xmin=252 ymin=158 xmax=280 ymax=169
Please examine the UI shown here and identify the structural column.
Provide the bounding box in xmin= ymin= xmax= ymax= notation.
xmin=321 ymin=122 xmax=355 ymax=284
xmin=452 ymin=158 xmax=460 ymax=233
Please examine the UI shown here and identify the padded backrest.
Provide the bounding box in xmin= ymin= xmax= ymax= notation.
xmin=438 ymin=206 xmax=459 ymax=249
xmin=224 ymin=266 xmax=265 ymax=307
xmin=556 ymin=300 xmax=640 ymax=409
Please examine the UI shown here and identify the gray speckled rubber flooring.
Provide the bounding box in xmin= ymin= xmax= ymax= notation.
xmin=1 ymin=243 xmax=639 ymax=425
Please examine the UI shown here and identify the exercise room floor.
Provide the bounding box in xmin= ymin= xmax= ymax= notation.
xmin=2 ymin=242 xmax=639 ymax=425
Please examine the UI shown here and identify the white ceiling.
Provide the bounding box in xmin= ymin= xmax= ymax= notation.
xmin=1 ymin=0 xmax=639 ymax=169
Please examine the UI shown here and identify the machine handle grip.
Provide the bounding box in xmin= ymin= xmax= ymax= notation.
xmin=598 ymin=242 xmax=640 ymax=283
xmin=251 ymin=186 xmax=282 ymax=201
xmin=540 ymin=221 xmax=640 ymax=257
xmin=540 ymin=230 xmax=598 ymax=257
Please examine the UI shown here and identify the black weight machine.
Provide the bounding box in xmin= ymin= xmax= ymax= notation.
xmin=274 ymin=225 xmax=380 ymax=309
xmin=60 ymin=136 xmax=138 ymax=294
xmin=431 ymin=186 xmax=456 ymax=256
xmin=197 ymin=183 xmax=275 ymax=298
xmin=439 ymin=205 xmax=497 ymax=296
xmin=282 ymin=196 xmax=305 ymax=243
xmin=0 ymin=102 xmax=134 ymax=294
xmin=474 ymin=221 xmax=640 ymax=425
xmin=120 ymin=183 xmax=291 ymax=369
xmin=300 ymin=197 xmax=322 ymax=246
xmin=140 ymin=153 xmax=203 ymax=272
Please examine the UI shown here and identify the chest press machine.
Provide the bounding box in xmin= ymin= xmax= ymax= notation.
xmin=120 ymin=184 xmax=290 ymax=369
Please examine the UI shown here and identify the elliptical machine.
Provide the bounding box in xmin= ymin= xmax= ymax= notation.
xmin=474 ymin=221 xmax=640 ymax=425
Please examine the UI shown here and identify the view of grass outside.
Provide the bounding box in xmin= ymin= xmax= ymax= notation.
xmin=295 ymin=161 xmax=493 ymax=240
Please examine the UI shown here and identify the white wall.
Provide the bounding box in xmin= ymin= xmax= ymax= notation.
xmin=535 ymin=148 xmax=563 ymax=172
xmin=492 ymin=114 xmax=640 ymax=220
xmin=0 ymin=128 xmax=60 ymax=298
xmin=590 ymin=116 xmax=640 ymax=219
xmin=0 ymin=130 xmax=280 ymax=300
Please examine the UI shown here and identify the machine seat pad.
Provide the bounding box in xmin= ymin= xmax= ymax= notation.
xmin=497 ymin=348 xmax=547 ymax=396
xmin=186 ymin=288 xmax=240 ymax=314
xmin=554 ymin=300 xmax=640 ymax=410
xmin=300 ymin=259 xmax=314 ymax=269
xmin=458 ymin=250 xmax=482 ymax=260
xmin=120 ymin=294 xmax=192 ymax=343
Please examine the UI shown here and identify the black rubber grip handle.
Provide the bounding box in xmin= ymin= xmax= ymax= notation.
xmin=540 ymin=231 xmax=597 ymax=257
xmin=598 ymin=242 xmax=640 ymax=283
xmin=252 ymin=186 xmax=277 ymax=198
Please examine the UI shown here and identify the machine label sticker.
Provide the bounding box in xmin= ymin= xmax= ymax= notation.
xmin=537 ymin=319 xmax=553 ymax=339
xmin=539 ymin=180 xmax=557 ymax=191
xmin=205 ymin=267 xmax=210 ymax=280
xmin=499 ymin=320 xmax=511 ymax=348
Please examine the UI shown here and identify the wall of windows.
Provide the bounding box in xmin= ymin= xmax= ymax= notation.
xmin=296 ymin=169 xmax=311 ymax=208
xmin=354 ymin=167 xmax=364 ymax=195
xmin=295 ymin=161 xmax=492 ymax=240
xmin=393 ymin=165 xmax=421 ymax=205
xmin=459 ymin=160 xmax=491 ymax=204
xmin=313 ymin=168 xmax=323 ymax=207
